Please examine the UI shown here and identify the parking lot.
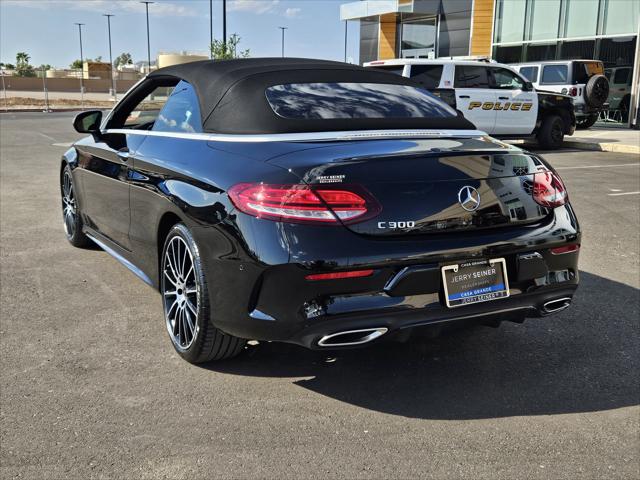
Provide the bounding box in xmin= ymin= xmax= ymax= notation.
xmin=1 ymin=112 xmax=638 ymax=479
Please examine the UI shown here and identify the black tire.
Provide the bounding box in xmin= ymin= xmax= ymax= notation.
xmin=160 ymin=223 xmax=246 ymax=364
xmin=61 ymin=164 xmax=90 ymax=248
xmin=537 ymin=115 xmax=565 ymax=149
xmin=584 ymin=74 xmax=609 ymax=108
xmin=576 ymin=113 xmax=599 ymax=130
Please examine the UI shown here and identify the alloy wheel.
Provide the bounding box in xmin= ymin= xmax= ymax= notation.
xmin=62 ymin=170 xmax=76 ymax=238
xmin=162 ymin=235 xmax=199 ymax=350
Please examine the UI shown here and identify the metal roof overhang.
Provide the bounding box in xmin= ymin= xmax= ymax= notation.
xmin=340 ymin=0 xmax=442 ymax=21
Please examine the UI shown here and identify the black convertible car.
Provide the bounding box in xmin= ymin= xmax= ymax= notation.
xmin=62 ymin=58 xmax=580 ymax=364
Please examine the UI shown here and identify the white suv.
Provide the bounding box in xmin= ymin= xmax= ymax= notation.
xmin=511 ymin=60 xmax=609 ymax=129
xmin=365 ymin=58 xmax=576 ymax=149
xmin=605 ymin=66 xmax=632 ymax=122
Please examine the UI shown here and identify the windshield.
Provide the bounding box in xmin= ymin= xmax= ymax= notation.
xmin=265 ymin=82 xmax=457 ymax=120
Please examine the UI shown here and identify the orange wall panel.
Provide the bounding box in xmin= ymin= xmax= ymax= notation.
xmin=378 ymin=13 xmax=397 ymax=60
xmin=470 ymin=0 xmax=495 ymax=57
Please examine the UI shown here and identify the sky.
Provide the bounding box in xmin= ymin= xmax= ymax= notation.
xmin=0 ymin=0 xmax=360 ymax=68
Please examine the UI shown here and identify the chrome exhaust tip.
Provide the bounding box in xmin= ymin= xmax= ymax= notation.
xmin=317 ymin=327 xmax=388 ymax=347
xmin=542 ymin=297 xmax=572 ymax=314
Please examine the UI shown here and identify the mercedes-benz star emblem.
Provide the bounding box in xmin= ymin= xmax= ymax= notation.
xmin=458 ymin=186 xmax=481 ymax=212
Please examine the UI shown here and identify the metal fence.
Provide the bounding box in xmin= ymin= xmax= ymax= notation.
xmin=1 ymin=68 xmax=143 ymax=111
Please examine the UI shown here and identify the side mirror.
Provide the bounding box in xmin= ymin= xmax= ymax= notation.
xmin=73 ymin=110 xmax=103 ymax=135
xmin=524 ymin=81 xmax=534 ymax=92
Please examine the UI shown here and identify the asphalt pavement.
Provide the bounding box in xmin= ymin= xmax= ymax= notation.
xmin=1 ymin=112 xmax=638 ymax=479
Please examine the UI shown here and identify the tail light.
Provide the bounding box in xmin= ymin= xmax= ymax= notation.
xmin=305 ymin=269 xmax=374 ymax=281
xmin=551 ymin=243 xmax=580 ymax=255
xmin=569 ymin=87 xmax=578 ymax=96
xmin=532 ymin=171 xmax=568 ymax=208
xmin=228 ymin=183 xmax=380 ymax=224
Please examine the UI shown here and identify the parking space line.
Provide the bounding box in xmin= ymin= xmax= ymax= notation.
xmin=607 ymin=191 xmax=640 ymax=196
xmin=38 ymin=132 xmax=57 ymax=142
xmin=555 ymin=163 xmax=640 ymax=170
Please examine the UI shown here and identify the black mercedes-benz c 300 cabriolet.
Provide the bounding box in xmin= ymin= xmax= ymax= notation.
xmin=62 ymin=58 xmax=580 ymax=364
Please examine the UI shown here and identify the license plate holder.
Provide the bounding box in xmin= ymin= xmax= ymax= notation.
xmin=441 ymin=258 xmax=510 ymax=308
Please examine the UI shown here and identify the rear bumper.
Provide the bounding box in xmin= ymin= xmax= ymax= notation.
xmin=575 ymin=102 xmax=607 ymax=117
xmin=194 ymin=204 xmax=581 ymax=350
xmin=292 ymin=283 xmax=579 ymax=349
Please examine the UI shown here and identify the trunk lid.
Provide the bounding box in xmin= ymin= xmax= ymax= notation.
xmin=267 ymin=137 xmax=550 ymax=236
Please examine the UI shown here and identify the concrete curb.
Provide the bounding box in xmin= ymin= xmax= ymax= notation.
xmin=562 ymin=140 xmax=640 ymax=155
xmin=0 ymin=108 xmax=94 ymax=113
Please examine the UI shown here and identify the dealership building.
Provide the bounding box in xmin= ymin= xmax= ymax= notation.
xmin=340 ymin=0 xmax=640 ymax=127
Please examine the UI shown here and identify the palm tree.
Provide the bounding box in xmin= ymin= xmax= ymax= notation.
xmin=16 ymin=52 xmax=30 ymax=66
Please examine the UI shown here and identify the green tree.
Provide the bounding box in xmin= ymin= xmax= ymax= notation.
xmin=16 ymin=52 xmax=30 ymax=65
xmin=210 ymin=34 xmax=250 ymax=60
xmin=3 ymin=63 xmax=15 ymax=70
xmin=114 ymin=52 xmax=133 ymax=67
xmin=15 ymin=52 xmax=35 ymax=77
xmin=70 ymin=59 xmax=83 ymax=69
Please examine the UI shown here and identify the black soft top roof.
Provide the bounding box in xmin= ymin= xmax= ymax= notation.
xmin=148 ymin=58 xmax=474 ymax=134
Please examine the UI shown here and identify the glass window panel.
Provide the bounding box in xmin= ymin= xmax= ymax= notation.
xmin=525 ymin=43 xmax=557 ymax=61
xmin=541 ymin=65 xmax=569 ymax=84
xmin=493 ymin=45 xmax=524 ymax=63
xmin=153 ymin=80 xmax=202 ymax=133
xmin=605 ymin=0 xmax=640 ymax=35
xmin=264 ymin=83 xmax=457 ymax=120
xmin=490 ymin=67 xmax=526 ymax=89
xmin=495 ymin=0 xmax=526 ymax=43
xmin=122 ymin=85 xmax=175 ymax=129
xmin=400 ymin=17 xmax=437 ymax=57
xmin=359 ymin=17 xmax=379 ymax=65
xmin=599 ymin=36 xmax=636 ymax=68
xmin=454 ymin=66 xmax=491 ymax=88
xmin=530 ymin=0 xmax=561 ymax=41
xmin=565 ymin=0 xmax=599 ymax=38
xmin=559 ymin=40 xmax=595 ymax=60
xmin=369 ymin=66 xmax=405 ymax=76
xmin=409 ymin=65 xmax=444 ymax=89
xmin=519 ymin=66 xmax=539 ymax=82
xmin=613 ymin=68 xmax=631 ymax=84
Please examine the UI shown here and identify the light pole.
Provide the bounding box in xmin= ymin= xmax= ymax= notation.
xmin=74 ymin=22 xmax=85 ymax=109
xmin=222 ymin=0 xmax=227 ymax=46
xmin=140 ymin=1 xmax=154 ymax=72
xmin=1 ymin=71 xmax=7 ymax=112
xmin=41 ymin=66 xmax=50 ymax=112
xmin=278 ymin=26 xmax=288 ymax=58
xmin=344 ymin=21 xmax=348 ymax=63
xmin=103 ymin=14 xmax=116 ymax=99
xmin=209 ymin=0 xmax=213 ymax=59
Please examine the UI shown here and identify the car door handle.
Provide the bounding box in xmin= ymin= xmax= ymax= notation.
xmin=458 ymin=95 xmax=470 ymax=99
xmin=498 ymin=96 xmax=509 ymax=100
xmin=117 ymin=148 xmax=130 ymax=161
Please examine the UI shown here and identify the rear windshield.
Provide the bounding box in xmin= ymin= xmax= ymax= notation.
xmin=541 ymin=65 xmax=568 ymax=84
xmin=410 ymin=65 xmax=444 ymax=89
xmin=369 ymin=65 xmax=405 ymax=76
xmin=264 ymin=82 xmax=457 ymax=120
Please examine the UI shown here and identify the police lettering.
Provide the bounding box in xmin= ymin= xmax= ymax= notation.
xmin=468 ymin=102 xmax=533 ymax=111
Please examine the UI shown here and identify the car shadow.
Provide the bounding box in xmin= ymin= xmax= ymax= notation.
xmin=202 ymin=272 xmax=639 ymax=420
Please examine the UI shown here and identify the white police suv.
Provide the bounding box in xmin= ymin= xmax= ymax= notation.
xmin=365 ymin=58 xmax=576 ymax=149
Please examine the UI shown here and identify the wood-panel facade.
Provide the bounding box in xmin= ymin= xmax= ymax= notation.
xmin=378 ymin=13 xmax=397 ymax=60
xmin=470 ymin=0 xmax=495 ymax=57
